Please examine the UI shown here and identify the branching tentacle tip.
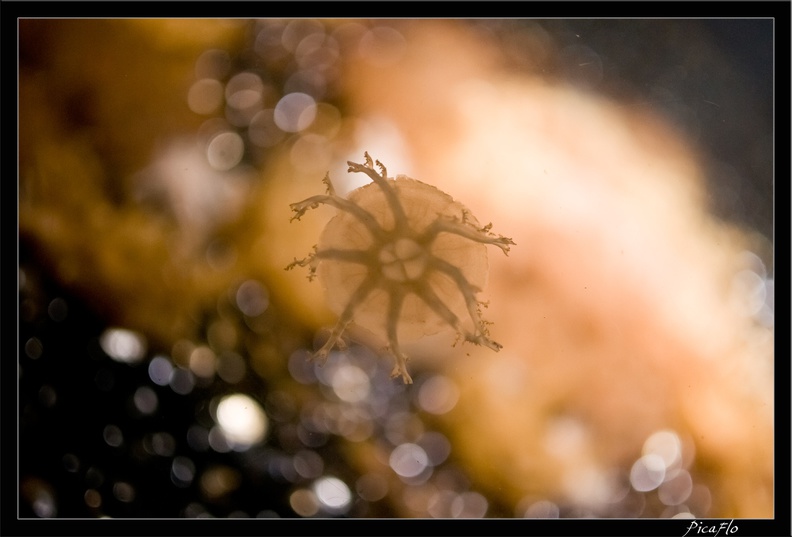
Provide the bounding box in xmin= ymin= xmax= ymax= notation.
xmin=375 ymin=159 xmax=387 ymax=178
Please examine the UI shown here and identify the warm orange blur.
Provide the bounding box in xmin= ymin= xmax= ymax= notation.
xmin=19 ymin=19 xmax=773 ymax=518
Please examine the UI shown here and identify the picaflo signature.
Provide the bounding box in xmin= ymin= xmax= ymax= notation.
xmin=682 ymin=520 xmax=738 ymax=537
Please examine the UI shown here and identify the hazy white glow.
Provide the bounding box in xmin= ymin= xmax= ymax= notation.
xmin=100 ymin=328 xmax=146 ymax=364
xmin=215 ymin=394 xmax=268 ymax=450
xmin=331 ymin=365 xmax=370 ymax=402
xmin=642 ymin=430 xmax=682 ymax=469
xmin=313 ymin=476 xmax=352 ymax=512
xmin=630 ymin=454 xmax=666 ymax=492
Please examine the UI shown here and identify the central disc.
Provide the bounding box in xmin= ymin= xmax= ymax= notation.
xmin=378 ymin=238 xmax=427 ymax=282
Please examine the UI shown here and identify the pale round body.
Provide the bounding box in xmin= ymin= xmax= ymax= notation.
xmin=317 ymin=177 xmax=488 ymax=343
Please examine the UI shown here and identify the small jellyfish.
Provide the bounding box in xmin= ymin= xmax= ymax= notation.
xmin=287 ymin=152 xmax=514 ymax=383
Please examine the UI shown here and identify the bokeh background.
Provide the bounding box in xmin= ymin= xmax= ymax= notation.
xmin=19 ymin=18 xmax=774 ymax=519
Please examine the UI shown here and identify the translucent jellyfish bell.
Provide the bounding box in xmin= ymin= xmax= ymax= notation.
xmin=287 ymin=153 xmax=514 ymax=383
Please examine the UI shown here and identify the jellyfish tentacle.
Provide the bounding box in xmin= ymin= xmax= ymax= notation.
xmin=321 ymin=171 xmax=336 ymax=196
xmin=290 ymin=173 xmax=385 ymax=239
xmin=384 ymin=288 xmax=412 ymax=383
xmin=421 ymin=214 xmax=516 ymax=256
xmin=347 ymin=152 xmax=409 ymax=231
xmin=413 ymin=278 xmax=496 ymax=351
xmin=428 ymin=257 xmax=503 ymax=351
xmin=289 ymin=194 xmax=384 ymax=239
xmin=285 ymin=245 xmax=320 ymax=281
xmin=289 ymin=248 xmax=371 ymax=282
xmin=314 ymin=275 xmax=378 ymax=360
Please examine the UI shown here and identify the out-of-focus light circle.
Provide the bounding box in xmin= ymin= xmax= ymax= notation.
xmin=522 ymin=499 xmax=560 ymax=518
xmin=215 ymin=394 xmax=268 ymax=450
xmin=389 ymin=443 xmax=429 ymax=478
xmin=358 ymin=26 xmax=406 ymax=66
xmin=38 ymin=385 xmax=57 ymax=407
xmin=194 ymin=48 xmax=231 ymax=80
xmin=201 ymin=465 xmax=241 ymax=499
xmin=451 ymin=491 xmax=488 ymax=518
xmin=630 ymin=454 xmax=666 ymax=492
xmin=356 ymin=473 xmax=388 ymax=502
xmin=331 ymin=364 xmax=370 ymax=402
xmin=47 ymin=297 xmax=68 ymax=322
xmin=384 ymin=412 xmax=425 ymax=445
xmin=207 ymin=317 xmax=238 ymax=351
xmin=294 ymin=450 xmax=324 ymax=479
xmin=313 ymin=476 xmax=352 ymax=512
xmin=208 ymin=425 xmax=232 ymax=453
xmin=284 ymin=69 xmax=327 ymax=100
xmin=206 ymin=131 xmax=245 ymax=171
xmin=148 ymin=356 xmax=173 ymax=386
xmin=288 ymin=349 xmax=318 ymax=384
xmin=189 ymin=346 xmax=217 ymax=378
xmin=85 ymin=467 xmax=105 ymax=488
xmin=171 ymin=456 xmax=196 ymax=487
xmin=273 ymin=92 xmax=317 ymax=132
xmin=62 ymin=453 xmax=80 ymax=473
xmin=249 ymin=110 xmax=285 ymax=147
xmin=100 ymin=328 xmax=146 ymax=364
xmin=33 ymin=490 xmax=57 ymax=517
xmin=103 ymin=424 xmax=123 ymax=447
xmin=296 ymin=33 xmax=339 ymax=71
xmin=417 ymin=375 xmax=459 ymax=414
xmin=225 ymin=72 xmax=264 ymax=110
xmin=169 ymin=368 xmax=195 ymax=395
xmin=217 ymin=352 xmax=246 ymax=384
xmin=113 ymin=482 xmax=135 ymax=503
xmin=235 ymin=280 xmax=269 ymax=317
xmin=281 ymin=19 xmax=324 ymax=53
xmin=25 ymin=337 xmax=43 ymax=360
xmin=658 ymin=469 xmax=694 ymax=506
xmin=733 ymin=269 xmax=767 ymax=316
xmin=289 ymin=488 xmax=319 ymax=517
xmin=84 ymin=489 xmax=101 ymax=509
xmin=418 ymin=431 xmax=451 ymax=466
xmin=133 ymin=386 xmax=158 ymax=415
xmin=642 ymin=430 xmax=682 ymax=469
xmin=188 ymin=78 xmax=224 ymax=115
xmin=22 ymin=479 xmax=57 ymax=518
xmin=187 ymin=425 xmax=210 ymax=452
xmin=145 ymin=432 xmax=176 ymax=457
